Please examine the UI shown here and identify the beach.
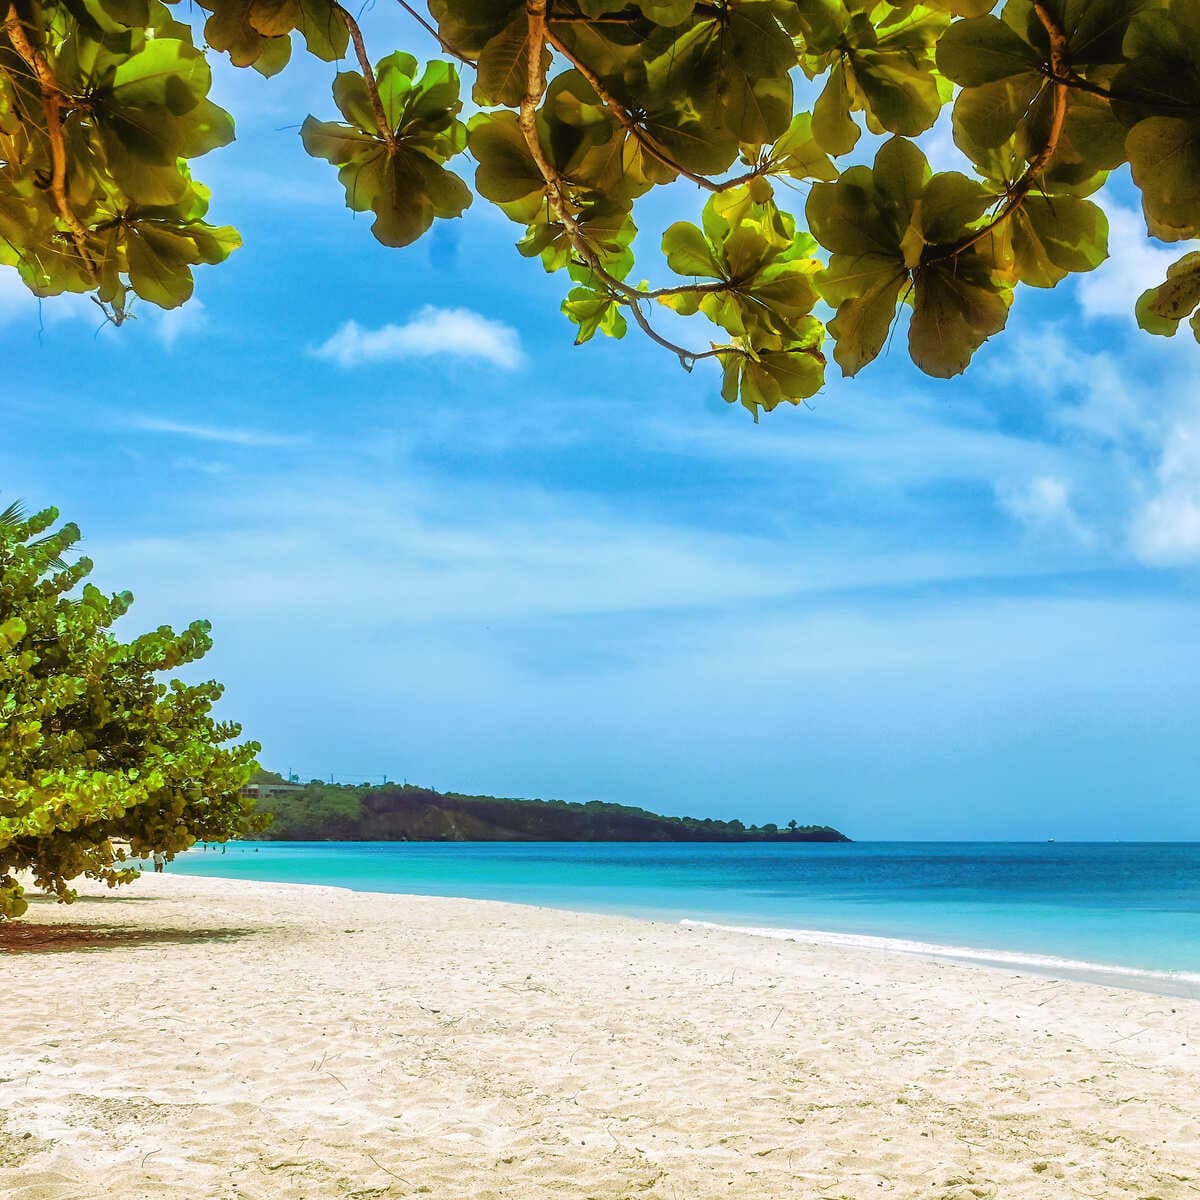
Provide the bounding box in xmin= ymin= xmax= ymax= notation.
xmin=2 ymin=874 xmax=1197 ymax=1199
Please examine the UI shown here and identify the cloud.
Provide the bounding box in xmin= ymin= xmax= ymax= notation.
xmin=1131 ymin=412 xmax=1200 ymax=566
xmin=988 ymin=324 xmax=1163 ymax=449
xmin=646 ymin=387 xmax=1068 ymax=495
xmin=312 ymin=306 xmax=523 ymax=370
xmin=998 ymin=475 xmax=1095 ymax=545
xmin=156 ymin=299 xmax=207 ymax=349
xmin=126 ymin=417 xmax=303 ymax=448
xmin=1077 ymin=203 xmax=1177 ymax=323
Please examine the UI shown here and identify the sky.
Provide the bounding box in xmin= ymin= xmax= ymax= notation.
xmin=2 ymin=10 xmax=1199 ymax=841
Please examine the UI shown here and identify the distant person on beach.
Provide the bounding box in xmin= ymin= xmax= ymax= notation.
xmin=152 ymin=851 xmax=165 ymax=873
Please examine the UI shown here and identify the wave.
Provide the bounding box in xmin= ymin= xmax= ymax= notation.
xmin=679 ymin=919 xmax=1200 ymax=989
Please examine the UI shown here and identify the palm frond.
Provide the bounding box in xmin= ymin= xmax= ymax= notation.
xmin=1 ymin=497 xmax=70 ymax=571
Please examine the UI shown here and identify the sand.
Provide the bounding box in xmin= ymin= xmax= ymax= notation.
xmin=2 ymin=874 xmax=1197 ymax=1200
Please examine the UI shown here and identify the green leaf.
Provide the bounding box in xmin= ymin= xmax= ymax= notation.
xmin=661 ymin=222 xmax=723 ymax=278
xmin=562 ymin=287 xmax=628 ymax=343
xmin=94 ymin=39 xmax=235 ymax=205
xmin=812 ymin=61 xmax=861 ymax=156
xmin=467 ymin=111 xmax=546 ymax=223
xmin=1135 ymin=250 xmax=1200 ymax=339
xmin=1126 ymin=117 xmax=1200 ymax=242
xmin=474 ymin=14 xmax=550 ymax=107
xmin=909 ymin=250 xmax=1012 ymax=377
xmin=647 ymin=3 xmax=797 ymax=147
xmin=936 ymin=15 xmax=1040 ymax=85
xmin=375 ymin=52 xmax=419 ymax=129
xmin=126 ymin=225 xmax=196 ymax=307
xmin=301 ymin=105 xmax=471 ymax=249
xmin=719 ymin=338 xmax=826 ymax=419
xmin=1008 ymin=193 xmax=1108 ymax=287
xmin=766 ymin=112 xmax=838 ymax=181
xmin=823 ymin=256 xmax=908 ymax=377
xmin=952 ymin=72 xmax=1042 ymax=158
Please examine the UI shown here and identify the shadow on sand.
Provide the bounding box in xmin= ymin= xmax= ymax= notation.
xmin=0 ymin=920 xmax=258 ymax=954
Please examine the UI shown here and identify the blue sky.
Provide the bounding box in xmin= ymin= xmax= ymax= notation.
xmin=2 ymin=12 xmax=1198 ymax=840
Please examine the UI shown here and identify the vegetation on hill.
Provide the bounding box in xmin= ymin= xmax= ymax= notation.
xmin=249 ymin=773 xmax=850 ymax=842
xmin=0 ymin=501 xmax=260 ymax=919
xmin=2 ymin=0 xmax=1198 ymax=416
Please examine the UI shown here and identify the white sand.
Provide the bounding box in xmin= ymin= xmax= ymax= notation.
xmin=2 ymin=873 xmax=1198 ymax=1199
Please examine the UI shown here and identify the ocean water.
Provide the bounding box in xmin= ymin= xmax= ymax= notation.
xmin=170 ymin=841 xmax=1200 ymax=990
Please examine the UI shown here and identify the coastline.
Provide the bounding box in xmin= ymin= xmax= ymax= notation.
xmin=168 ymin=843 xmax=1200 ymax=998
xmin=3 ymin=873 xmax=1198 ymax=1198
xmin=682 ymin=920 xmax=1200 ymax=1000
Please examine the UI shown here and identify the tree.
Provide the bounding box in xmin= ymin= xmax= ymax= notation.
xmin=0 ymin=0 xmax=1197 ymax=418
xmin=0 ymin=503 xmax=260 ymax=919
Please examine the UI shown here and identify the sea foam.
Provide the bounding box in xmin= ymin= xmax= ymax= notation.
xmin=680 ymin=919 xmax=1200 ymax=992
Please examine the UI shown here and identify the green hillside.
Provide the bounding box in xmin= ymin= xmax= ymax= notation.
xmin=248 ymin=774 xmax=849 ymax=843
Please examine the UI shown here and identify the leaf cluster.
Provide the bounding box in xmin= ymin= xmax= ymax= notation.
xmin=0 ymin=504 xmax=260 ymax=919
xmin=2 ymin=0 xmax=1198 ymax=402
xmin=0 ymin=0 xmax=239 ymax=320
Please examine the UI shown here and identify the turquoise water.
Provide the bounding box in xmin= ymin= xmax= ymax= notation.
xmin=171 ymin=841 xmax=1200 ymax=985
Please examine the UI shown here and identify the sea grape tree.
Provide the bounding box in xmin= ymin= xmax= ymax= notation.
xmin=0 ymin=503 xmax=259 ymax=919
xmin=0 ymin=0 xmax=1197 ymax=416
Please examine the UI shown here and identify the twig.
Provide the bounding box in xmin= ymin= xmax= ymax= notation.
xmin=928 ymin=0 xmax=1068 ymax=264
xmin=364 ymin=1150 xmax=413 ymax=1185
xmin=335 ymin=4 xmax=396 ymax=149
xmin=393 ymin=0 xmax=477 ymax=68
xmin=3 ymin=3 xmax=95 ymax=277
xmin=542 ymin=22 xmax=762 ymax=195
xmin=519 ymin=0 xmax=746 ymax=370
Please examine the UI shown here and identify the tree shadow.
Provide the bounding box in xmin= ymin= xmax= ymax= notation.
xmin=0 ymin=922 xmax=259 ymax=954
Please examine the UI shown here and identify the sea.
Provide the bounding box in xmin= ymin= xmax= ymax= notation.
xmin=170 ymin=841 xmax=1200 ymax=995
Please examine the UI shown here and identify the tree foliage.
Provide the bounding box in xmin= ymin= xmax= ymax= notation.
xmin=0 ymin=503 xmax=260 ymax=919
xmin=1 ymin=0 xmax=1197 ymax=415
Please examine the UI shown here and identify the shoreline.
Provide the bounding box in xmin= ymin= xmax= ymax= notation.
xmin=4 ymin=874 xmax=1198 ymax=1198
xmin=167 ymin=858 xmax=1200 ymax=1001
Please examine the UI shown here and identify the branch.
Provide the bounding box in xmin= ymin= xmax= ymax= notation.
xmin=336 ymin=4 xmax=396 ymax=150
xmin=519 ymin=0 xmax=745 ymax=369
xmin=1048 ymin=68 xmax=1195 ymax=116
xmin=392 ymin=0 xmax=477 ymax=69
xmin=3 ymin=2 xmax=95 ymax=278
xmin=930 ymin=0 xmax=1068 ymax=263
xmin=542 ymin=22 xmax=762 ymax=195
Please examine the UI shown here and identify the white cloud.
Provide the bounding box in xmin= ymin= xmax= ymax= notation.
xmin=1131 ymin=412 xmax=1200 ymax=566
xmin=127 ymin=417 xmax=303 ymax=448
xmin=647 ymin=387 xmax=1069 ymax=494
xmin=988 ymin=325 xmax=1164 ymax=448
xmin=313 ymin=306 xmax=523 ymax=370
xmin=1077 ymin=203 xmax=1177 ymax=323
xmin=156 ymin=298 xmax=207 ymax=349
xmin=998 ymin=475 xmax=1094 ymax=545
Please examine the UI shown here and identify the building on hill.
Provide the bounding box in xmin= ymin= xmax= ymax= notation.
xmin=242 ymin=781 xmax=306 ymax=800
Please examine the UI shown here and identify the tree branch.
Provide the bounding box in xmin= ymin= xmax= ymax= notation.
xmin=392 ymin=0 xmax=477 ymax=69
xmin=519 ymin=0 xmax=745 ymax=369
xmin=542 ymin=21 xmax=762 ymax=195
xmin=336 ymin=4 xmax=396 ymax=150
xmin=930 ymin=0 xmax=1068 ymax=264
xmin=3 ymin=2 xmax=95 ymax=278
